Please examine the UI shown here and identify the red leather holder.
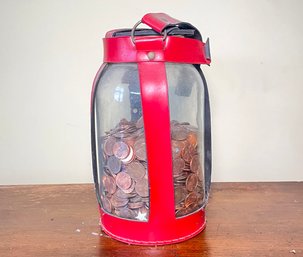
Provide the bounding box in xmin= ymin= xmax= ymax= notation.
xmin=94 ymin=13 xmax=210 ymax=245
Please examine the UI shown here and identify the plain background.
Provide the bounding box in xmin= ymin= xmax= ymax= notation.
xmin=0 ymin=0 xmax=302 ymax=185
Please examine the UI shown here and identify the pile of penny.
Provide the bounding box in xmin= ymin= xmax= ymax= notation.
xmin=99 ymin=118 xmax=204 ymax=220
xmin=100 ymin=117 xmax=149 ymax=221
xmin=171 ymin=121 xmax=204 ymax=217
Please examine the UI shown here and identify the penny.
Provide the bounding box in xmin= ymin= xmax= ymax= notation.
xmin=135 ymin=177 xmax=149 ymax=197
xmin=107 ymin=156 xmax=121 ymax=174
xmin=174 ymin=186 xmax=187 ymax=204
xmin=100 ymin=195 xmax=112 ymax=213
xmin=113 ymin=188 xmax=131 ymax=199
xmin=103 ymin=136 xmax=116 ymax=156
xmin=113 ymin=141 xmax=130 ymax=160
xmin=125 ymin=161 xmax=146 ymax=181
xmin=135 ymin=144 xmax=147 ymax=161
xmin=129 ymin=195 xmax=142 ymax=203
xmin=110 ymin=195 xmax=129 ymax=208
xmin=134 ymin=137 xmax=146 ymax=152
xmin=102 ymin=175 xmax=116 ymax=195
xmin=128 ymin=201 xmax=144 ymax=209
xmin=173 ymin=158 xmax=185 ymax=176
xmin=181 ymin=144 xmax=195 ymax=163
xmin=115 ymin=207 xmax=136 ymax=219
xmin=185 ymin=192 xmax=198 ymax=207
xmin=190 ymin=155 xmax=201 ymax=173
xmin=186 ymin=174 xmax=198 ymax=192
xmin=121 ymin=146 xmax=135 ymax=164
xmin=171 ymin=140 xmax=185 ymax=159
xmin=187 ymin=132 xmax=198 ymax=148
xmin=116 ymin=172 xmax=132 ymax=190
xmin=121 ymin=179 xmax=136 ymax=194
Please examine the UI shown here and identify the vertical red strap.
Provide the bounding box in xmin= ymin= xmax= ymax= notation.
xmin=138 ymin=61 xmax=175 ymax=224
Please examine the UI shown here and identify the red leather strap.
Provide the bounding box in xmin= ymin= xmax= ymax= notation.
xmin=103 ymin=36 xmax=211 ymax=64
xmin=142 ymin=13 xmax=181 ymax=33
xmin=138 ymin=61 xmax=175 ymax=224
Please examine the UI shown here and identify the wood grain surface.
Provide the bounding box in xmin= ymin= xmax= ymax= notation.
xmin=0 ymin=182 xmax=302 ymax=257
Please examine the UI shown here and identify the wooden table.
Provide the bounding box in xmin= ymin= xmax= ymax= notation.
xmin=0 ymin=182 xmax=302 ymax=257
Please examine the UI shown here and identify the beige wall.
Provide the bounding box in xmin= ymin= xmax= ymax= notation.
xmin=0 ymin=0 xmax=302 ymax=184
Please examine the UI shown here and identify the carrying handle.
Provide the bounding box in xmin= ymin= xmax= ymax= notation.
xmin=141 ymin=13 xmax=203 ymax=42
xmin=142 ymin=13 xmax=182 ymax=33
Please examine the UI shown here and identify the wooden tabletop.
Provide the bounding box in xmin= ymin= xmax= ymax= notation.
xmin=0 ymin=182 xmax=302 ymax=257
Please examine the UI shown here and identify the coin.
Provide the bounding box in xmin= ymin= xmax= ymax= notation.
xmin=121 ymin=145 xmax=135 ymax=164
xmin=107 ymin=156 xmax=121 ymax=174
xmin=187 ymin=132 xmax=198 ymax=148
xmin=173 ymin=158 xmax=185 ymax=176
xmin=185 ymin=192 xmax=198 ymax=207
xmin=103 ymin=136 xmax=116 ymax=156
xmin=186 ymin=174 xmax=198 ymax=192
xmin=115 ymin=207 xmax=136 ymax=219
xmin=113 ymin=141 xmax=130 ymax=160
xmin=116 ymin=172 xmax=132 ymax=191
xmin=110 ymin=195 xmax=129 ymax=208
xmin=171 ymin=140 xmax=185 ymax=159
xmin=102 ymin=175 xmax=116 ymax=195
xmin=190 ymin=155 xmax=201 ymax=173
xmin=181 ymin=144 xmax=195 ymax=163
xmin=114 ymin=188 xmax=130 ymax=199
xmin=135 ymin=177 xmax=149 ymax=197
xmin=125 ymin=161 xmax=146 ymax=181
xmin=134 ymin=144 xmax=147 ymax=161
xmin=121 ymin=179 xmax=136 ymax=194
xmin=174 ymin=186 xmax=187 ymax=204
xmin=101 ymin=195 xmax=112 ymax=213
xmin=128 ymin=201 xmax=144 ymax=209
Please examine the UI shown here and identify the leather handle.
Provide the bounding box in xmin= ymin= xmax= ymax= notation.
xmin=142 ymin=13 xmax=181 ymax=33
xmin=141 ymin=13 xmax=203 ymax=42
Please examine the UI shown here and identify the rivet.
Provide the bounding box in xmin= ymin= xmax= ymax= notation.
xmin=147 ymin=51 xmax=155 ymax=60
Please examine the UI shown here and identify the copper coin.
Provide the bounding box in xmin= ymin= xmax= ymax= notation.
xmin=129 ymin=195 xmax=142 ymax=203
xmin=103 ymin=136 xmax=116 ymax=156
xmin=187 ymin=132 xmax=198 ymax=148
xmin=114 ymin=188 xmax=130 ymax=199
xmin=101 ymin=195 xmax=112 ymax=213
xmin=125 ymin=161 xmax=146 ymax=181
xmin=190 ymin=155 xmax=201 ymax=173
xmin=173 ymin=158 xmax=185 ymax=176
xmin=136 ymin=117 xmax=144 ymax=129
xmin=110 ymin=195 xmax=129 ymax=208
xmin=115 ymin=207 xmax=136 ymax=219
xmin=171 ymin=140 xmax=185 ymax=159
xmin=116 ymin=172 xmax=132 ymax=190
xmin=174 ymin=186 xmax=187 ymax=204
xmin=112 ymin=141 xmax=130 ymax=159
xmin=135 ymin=177 xmax=149 ymax=197
xmin=135 ymin=144 xmax=147 ymax=161
xmin=186 ymin=174 xmax=198 ymax=192
xmin=134 ymin=137 xmax=145 ymax=150
xmin=185 ymin=192 xmax=198 ymax=207
xmin=102 ymin=175 xmax=116 ymax=195
xmin=121 ymin=179 xmax=136 ymax=194
xmin=128 ymin=201 xmax=144 ymax=209
xmin=121 ymin=146 xmax=135 ymax=164
xmin=181 ymin=144 xmax=195 ymax=163
xmin=107 ymin=156 xmax=121 ymax=174
xmin=171 ymin=126 xmax=188 ymax=141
